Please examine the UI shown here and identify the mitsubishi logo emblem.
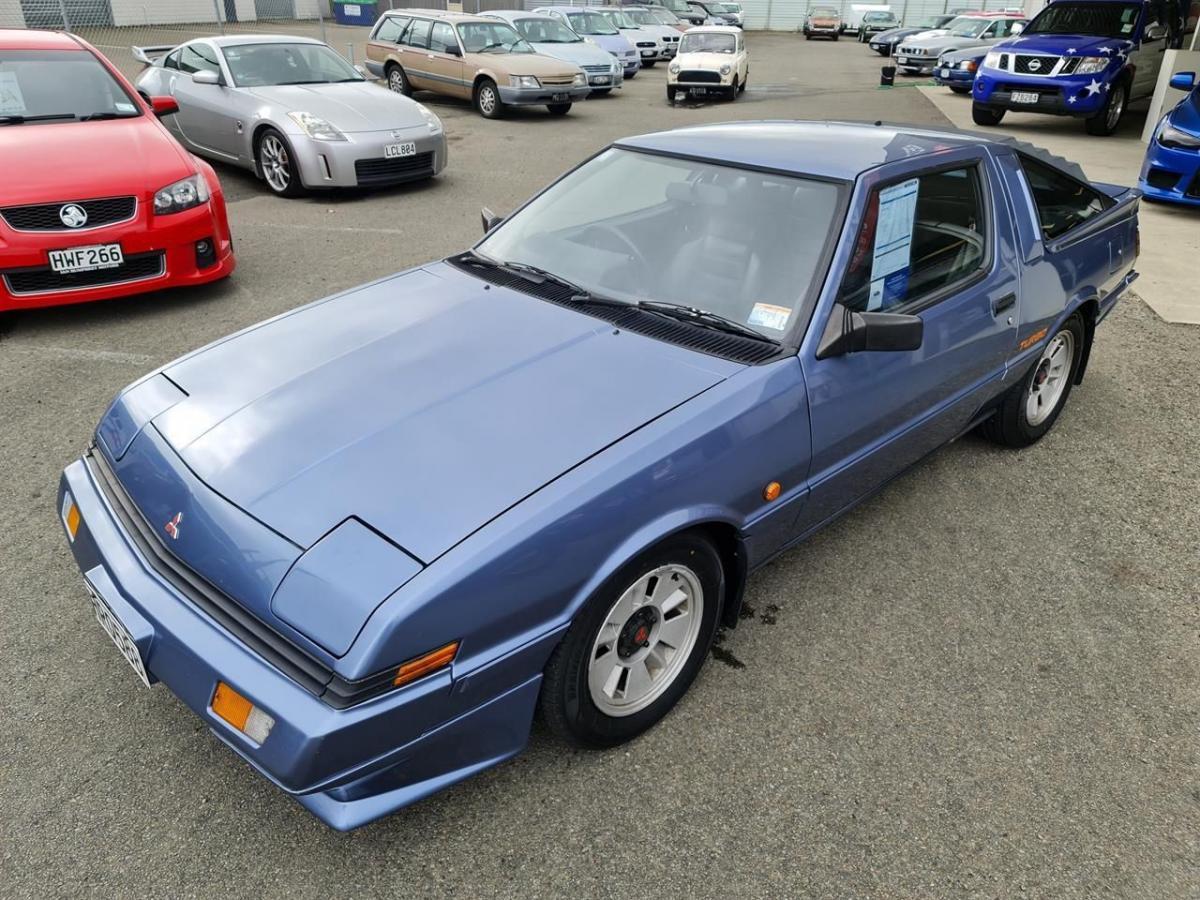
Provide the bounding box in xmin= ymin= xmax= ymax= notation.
xmin=164 ymin=512 xmax=183 ymax=540
xmin=59 ymin=203 xmax=88 ymax=228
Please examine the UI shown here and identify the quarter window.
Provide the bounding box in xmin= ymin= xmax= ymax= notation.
xmin=404 ymin=18 xmax=432 ymax=49
xmin=1017 ymin=155 xmax=1113 ymax=239
xmin=374 ymin=15 xmax=409 ymax=43
xmin=179 ymin=44 xmax=220 ymax=76
xmin=837 ymin=166 xmax=988 ymax=312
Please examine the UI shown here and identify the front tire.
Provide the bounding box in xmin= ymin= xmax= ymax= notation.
xmin=666 ymin=85 xmax=678 ymax=103
xmin=547 ymin=102 xmax=572 ymax=115
xmin=539 ymin=532 xmax=724 ymax=748
xmin=1085 ymin=79 xmax=1127 ymax=136
xmin=474 ymin=78 xmax=503 ymax=118
xmin=972 ymin=101 xmax=1006 ymax=126
xmin=591 ymin=88 xmax=612 ymax=97
xmin=256 ymin=128 xmax=304 ymax=198
xmin=980 ymin=314 xmax=1084 ymax=447
xmin=950 ymin=85 xmax=971 ymax=94
xmin=643 ymin=59 xmax=656 ymax=68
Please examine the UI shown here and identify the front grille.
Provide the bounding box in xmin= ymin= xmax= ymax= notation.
xmin=1014 ymin=54 xmax=1058 ymax=74
xmin=447 ymin=253 xmax=781 ymax=365
xmin=636 ymin=41 xmax=656 ymax=47
xmin=3 ymin=251 xmax=164 ymax=296
xmin=677 ymin=69 xmax=721 ymax=83
xmin=583 ymin=64 xmax=614 ymax=73
xmin=354 ymin=152 xmax=435 ymax=187
xmin=1 ymin=196 xmax=136 ymax=231
xmin=541 ymin=76 xmax=576 ymax=85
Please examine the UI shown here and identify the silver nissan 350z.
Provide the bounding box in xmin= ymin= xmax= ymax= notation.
xmin=134 ymin=34 xmax=448 ymax=198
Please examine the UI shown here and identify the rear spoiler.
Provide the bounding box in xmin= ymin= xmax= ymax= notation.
xmin=132 ymin=44 xmax=177 ymax=66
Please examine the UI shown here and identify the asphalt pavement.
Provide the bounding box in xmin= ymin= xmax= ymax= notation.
xmin=1 ymin=32 xmax=1197 ymax=899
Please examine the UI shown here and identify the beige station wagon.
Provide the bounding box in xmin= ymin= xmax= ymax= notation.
xmin=366 ymin=9 xmax=590 ymax=118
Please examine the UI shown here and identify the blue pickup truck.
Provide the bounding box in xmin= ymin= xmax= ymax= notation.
xmin=972 ymin=0 xmax=1177 ymax=135
xmin=57 ymin=121 xmax=1141 ymax=830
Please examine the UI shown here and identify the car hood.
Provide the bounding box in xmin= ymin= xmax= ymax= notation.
xmin=873 ymin=26 xmax=917 ymax=41
xmin=152 ymin=262 xmax=734 ymax=562
xmin=0 ymin=117 xmax=193 ymax=206
xmin=939 ymin=46 xmax=987 ymax=63
xmin=587 ymin=33 xmax=636 ymax=55
xmin=527 ymin=40 xmax=616 ymax=67
xmin=998 ymin=33 xmax=1132 ymax=56
xmin=811 ymin=17 xmax=840 ymax=26
xmin=477 ymin=51 xmax=583 ymax=77
xmin=675 ymin=51 xmax=736 ymax=69
xmin=242 ymin=81 xmax=427 ymax=132
xmin=905 ymin=33 xmax=986 ymax=51
xmin=1168 ymin=87 xmax=1200 ymax=135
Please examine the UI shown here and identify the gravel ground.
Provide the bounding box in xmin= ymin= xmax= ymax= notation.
xmin=1 ymin=32 xmax=1197 ymax=900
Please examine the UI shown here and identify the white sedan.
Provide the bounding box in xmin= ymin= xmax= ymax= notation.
xmin=667 ymin=26 xmax=747 ymax=102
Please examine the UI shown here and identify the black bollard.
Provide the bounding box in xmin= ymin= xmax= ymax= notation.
xmin=880 ymin=66 xmax=896 ymax=87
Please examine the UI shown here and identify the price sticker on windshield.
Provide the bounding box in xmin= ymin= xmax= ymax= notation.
xmin=868 ymin=177 xmax=919 ymax=311
xmin=0 ymin=71 xmax=27 ymax=114
xmin=747 ymin=303 xmax=791 ymax=332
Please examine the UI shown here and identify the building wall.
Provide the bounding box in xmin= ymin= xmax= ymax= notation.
xmin=0 ymin=6 xmax=26 ymax=26
xmin=739 ymin=0 xmax=1026 ymax=30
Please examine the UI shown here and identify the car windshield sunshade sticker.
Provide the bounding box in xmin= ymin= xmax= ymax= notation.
xmin=868 ymin=177 xmax=918 ymax=311
xmin=0 ymin=71 xmax=28 ymax=114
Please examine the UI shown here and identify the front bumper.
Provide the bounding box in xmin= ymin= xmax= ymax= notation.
xmin=0 ymin=198 xmax=234 ymax=312
xmin=1139 ymin=139 xmax=1200 ymax=206
xmin=620 ymin=56 xmax=642 ymax=76
xmin=895 ymin=53 xmax=938 ymax=75
xmin=586 ymin=68 xmax=624 ymax=88
xmin=496 ymin=83 xmax=591 ymax=106
xmin=57 ymin=454 xmax=564 ymax=830
xmin=973 ymin=71 xmax=1108 ymax=117
xmin=869 ymin=38 xmax=897 ymax=52
xmin=933 ymin=66 xmax=976 ymax=87
xmin=806 ymin=25 xmax=840 ymax=36
xmin=289 ymin=126 xmax=447 ymax=189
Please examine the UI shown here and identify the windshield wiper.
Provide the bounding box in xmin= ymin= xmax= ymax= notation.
xmin=0 ymin=113 xmax=78 ymax=125
xmin=461 ymin=251 xmax=630 ymax=308
xmin=78 ymin=111 xmax=139 ymax=121
xmin=636 ymin=300 xmax=779 ymax=343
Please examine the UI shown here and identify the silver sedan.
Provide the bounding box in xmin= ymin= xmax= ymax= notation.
xmin=134 ymin=35 xmax=448 ymax=197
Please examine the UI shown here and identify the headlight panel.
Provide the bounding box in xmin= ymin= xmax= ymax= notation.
xmin=983 ymin=50 xmax=1002 ymax=69
xmin=510 ymin=75 xmax=541 ymax=89
xmin=1159 ymin=121 xmax=1200 ymax=149
xmin=287 ymin=110 xmax=346 ymax=141
xmin=573 ymin=72 xmax=587 ymax=87
xmin=1075 ymin=56 xmax=1110 ymax=75
xmin=415 ymin=102 xmax=442 ymax=134
xmin=669 ymin=61 xmax=680 ymax=73
xmin=153 ymin=173 xmax=210 ymax=215
xmin=719 ymin=63 xmax=731 ymax=75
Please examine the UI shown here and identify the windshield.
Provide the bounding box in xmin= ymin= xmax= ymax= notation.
xmin=459 ymin=21 xmax=535 ymax=53
xmin=864 ymin=12 xmax=896 ymax=23
xmin=627 ymin=9 xmax=658 ymax=26
xmin=1023 ymin=1 xmax=1142 ymax=38
xmin=648 ymin=8 xmax=682 ymax=24
xmin=565 ymin=11 xmax=620 ymax=34
xmin=719 ymin=3 xmax=741 ymax=11
xmin=945 ymin=17 xmax=989 ymax=37
xmin=475 ymin=148 xmax=841 ymax=339
xmin=679 ymin=31 xmax=736 ymax=52
xmin=598 ymin=9 xmax=638 ymax=28
xmin=223 ymin=42 xmax=360 ymax=86
xmin=0 ymin=49 xmax=140 ymax=123
xmin=511 ymin=17 xmax=581 ymax=43
xmin=811 ymin=7 xmax=839 ymax=16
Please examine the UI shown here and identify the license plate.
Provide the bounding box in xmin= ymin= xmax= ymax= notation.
xmin=1011 ymin=91 xmax=1039 ymax=104
xmin=691 ymin=87 xmax=708 ymax=95
xmin=896 ymin=56 xmax=907 ymax=64
xmin=48 ymin=243 xmax=123 ymax=274
xmin=940 ymin=68 xmax=951 ymax=78
xmin=593 ymin=75 xmax=610 ymax=84
xmin=383 ymin=141 xmax=417 ymax=159
xmin=641 ymin=49 xmax=655 ymax=57
xmin=551 ymin=93 xmax=568 ymax=102
xmin=85 ymin=580 xmax=151 ymax=688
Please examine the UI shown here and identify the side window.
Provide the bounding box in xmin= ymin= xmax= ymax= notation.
xmin=836 ymin=166 xmax=988 ymax=312
xmin=1017 ymin=155 xmax=1113 ymax=240
xmin=404 ymin=18 xmax=432 ymax=49
xmin=163 ymin=49 xmax=180 ymax=70
xmin=430 ymin=22 xmax=457 ymax=53
xmin=984 ymin=20 xmax=1003 ymax=37
xmin=179 ymin=44 xmax=220 ymax=76
xmin=374 ymin=16 xmax=409 ymax=43
xmin=1003 ymin=19 xmax=1023 ymax=36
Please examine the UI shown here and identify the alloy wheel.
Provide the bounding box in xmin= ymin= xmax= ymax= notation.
xmin=1026 ymin=329 xmax=1074 ymax=426
xmin=260 ymin=134 xmax=290 ymax=193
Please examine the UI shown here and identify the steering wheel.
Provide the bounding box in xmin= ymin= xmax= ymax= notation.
xmin=581 ymin=224 xmax=651 ymax=284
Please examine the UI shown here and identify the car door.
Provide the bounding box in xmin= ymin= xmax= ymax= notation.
xmin=150 ymin=48 xmax=190 ymax=146
xmin=1129 ymin=6 xmax=1166 ymax=100
xmin=400 ymin=17 xmax=434 ymax=90
xmin=170 ymin=42 xmax=238 ymax=161
xmin=427 ymin=21 xmax=468 ymax=98
xmin=737 ymin=32 xmax=748 ymax=80
xmin=793 ymin=150 xmax=1021 ymax=535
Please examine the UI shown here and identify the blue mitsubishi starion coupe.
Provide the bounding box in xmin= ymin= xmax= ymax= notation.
xmin=58 ymin=122 xmax=1141 ymax=830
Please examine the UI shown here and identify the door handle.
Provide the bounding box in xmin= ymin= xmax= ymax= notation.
xmin=992 ymin=293 xmax=1016 ymax=316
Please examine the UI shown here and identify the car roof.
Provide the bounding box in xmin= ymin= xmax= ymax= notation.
xmin=0 ymin=28 xmax=86 ymax=50
xmin=208 ymin=34 xmax=325 ymax=48
xmin=486 ymin=9 xmax=548 ymax=18
xmin=684 ymin=25 xmax=742 ymax=33
xmin=616 ymin=120 xmax=1085 ymax=182
xmin=381 ymin=8 xmax=504 ymax=23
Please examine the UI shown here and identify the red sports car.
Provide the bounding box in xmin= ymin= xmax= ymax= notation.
xmin=0 ymin=30 xmax=234 ymax=313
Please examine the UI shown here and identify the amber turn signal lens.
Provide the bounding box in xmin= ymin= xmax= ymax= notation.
xmin=212 ymin=681 xmax=275 ymax=743
xmin=393 ymin=641 xmax=460 ymax=687
xmin=763 ymin=481 xmax=782 ymax=501
xmin=61 ymin=494 xmax=81 ymax=542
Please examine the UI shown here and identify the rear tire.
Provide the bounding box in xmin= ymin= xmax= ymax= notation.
xmin=539 ymin=532 xmax=725 ymax=748
xmin=385 ymin=63 xmax=411 ymax=97
xmin=1085 ymin=79 xmax=1127 ymax=136
xmin=474 ymin=78 xmax=503 ymax=119
xmin=972 ymin=102 xmax=1006 ymax=126
xmin=980 ymin=314 xmax=1085 ymax=447
xmin=547 ymin=102 xmax=572 ymax=115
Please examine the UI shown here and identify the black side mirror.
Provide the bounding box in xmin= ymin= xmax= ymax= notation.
xmin=481 ymin=207 xmax=502 ymax=233
xmin=816 ymin=302 xmax=923 ymax=358
xmin=443 ymin=44 xmax=463 ymax=57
